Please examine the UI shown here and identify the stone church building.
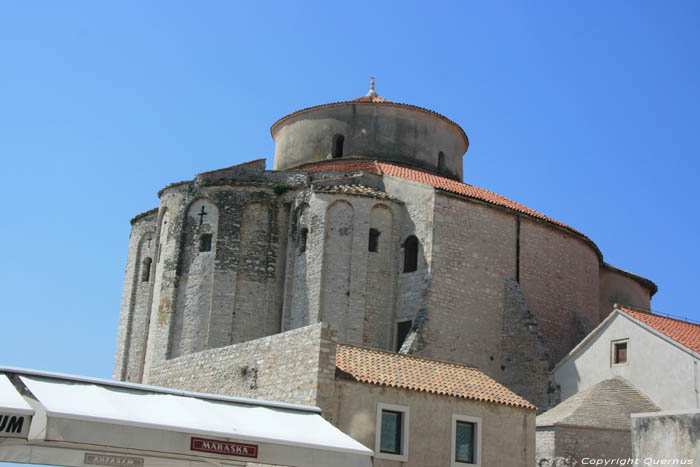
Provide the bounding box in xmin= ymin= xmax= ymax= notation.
xmin=113 ymin=81 xmax=656 ymax=465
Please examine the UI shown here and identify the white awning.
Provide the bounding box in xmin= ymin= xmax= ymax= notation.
xmin=0 ymin=368 xmax=372 ymax=467
xmin=0 ymin=374 xmax=33 ymax=441
xmin=0 ymin=375 xmax=33 ymax=415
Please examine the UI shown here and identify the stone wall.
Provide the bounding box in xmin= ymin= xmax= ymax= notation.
xmin=321 ymin=200 xmax=356 ymax=342
xmin=282 ymin=188 xmax=402 ymax=350
xmin=142 ymin=204 xmax=177 ymax=381
xmin=146 ymin=323 xmax=337 ymax=410
xmin=119 ymin=158 xmax=655 ymax=416
xmin=501 ymin=279 xmax=553 ymax=411
xmin=363 ymin=204 xmax=394 ymax=348
xmin=422 ymin=193 xmax=517 ymax=377
xmin=632 ymin=411 xmax=700 ymax=460
xmin=282 ymin=199 xmax=314 ymax=331
xmin=519 ymin=217 xmax=600 ymax=365
xmin=113 ymin=210 xmax=157 ymax=382
xmin=271 ymin=102 xmax=468 ymax=181
xmin=230 ymin=200 xmax=280 ymax=345
xmin=599 ymin=266 xmax=651 ymax=320
xmin=536 ymin=426 xmax=632 ymax=463
xmin=139 ymin=162 xmax=307 ymax=381
xmin=171 ymin=198 xmax=219 ymax=357
xmin=382 ymin=176 xmax=434 ymax=353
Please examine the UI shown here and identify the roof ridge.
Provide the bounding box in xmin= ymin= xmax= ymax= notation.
xmin=336 ymin=343 xmax=480 ymax=370
xmin=293 ymin=159 xmax=639 ymax=272
xmin=619 ymin=306 xmax=700 ymax=329
xmin=373 ymin=161 xmax=591 ymax=238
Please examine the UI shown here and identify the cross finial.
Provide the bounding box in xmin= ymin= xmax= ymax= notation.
xmin=366 ymin=77 xmax=377 ymax=97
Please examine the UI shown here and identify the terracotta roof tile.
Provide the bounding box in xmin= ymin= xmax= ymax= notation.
xmin=313 ymin=184 xmax=397 ymax=200
xmin=335 ymin=344 xmax=536 ymax=410
xmin=304 ymin=160 xmax=382 ymax=175
xmin=350 ymin=95 xmax=391 ymax=103
xmin=298 ymin=159 xmax=587 ymax=239
xmin=619 ymin=307 xmax=700 ymax=354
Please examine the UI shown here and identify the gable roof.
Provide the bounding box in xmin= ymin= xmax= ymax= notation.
xmin=536 ymin=377 xmax=659 ymax=430
xmin=618 ymin=306 xmax=700 ymax=355
xmin=335 ymin=344 xmax=536 ymax=410
xmin=553 ymin=306 xmax=700 ymax=373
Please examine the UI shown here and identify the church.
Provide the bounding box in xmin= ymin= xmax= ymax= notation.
xmin=112 ymin=80 xmax=657 ymax=465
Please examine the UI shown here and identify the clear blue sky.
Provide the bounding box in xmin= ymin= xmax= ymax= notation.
xmin=1 ymin=1 xmax=699 ymax=383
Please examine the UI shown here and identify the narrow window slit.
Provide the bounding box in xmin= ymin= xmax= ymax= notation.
xmin=299 ymin=228 xmax=308 ymax=253
xmin=403 ymin=235 xmax=419 ymax=273
xmin=141 ymin=257 xmax=152 ymax=282
xmin=200 ymin=233 xmax=213 ymax=252
xmin=332 ymin=134 xmax=344 ymax=158
xmin=368 ymin=228 xmax=380 ymax=252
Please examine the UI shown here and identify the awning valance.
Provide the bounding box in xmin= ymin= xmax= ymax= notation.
xmin=0 ymin=368 xmax=372 ymax=467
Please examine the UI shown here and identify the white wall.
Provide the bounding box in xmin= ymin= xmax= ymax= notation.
xmin=553 ymin=312 xmax=700 ymax=411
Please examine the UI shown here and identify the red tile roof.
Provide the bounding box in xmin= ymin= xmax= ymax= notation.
xmin=298 ymin=159 xmax=589 ymax=240
xmin=350 ymin=95 xmax=391 ymax=103
xmin=619 ymin=307 xmax=700 ymax=354
xmin=313 ymin=183 xmax=396 ymax=200
xmin=335 ymin=344 xmax=537 ymax=410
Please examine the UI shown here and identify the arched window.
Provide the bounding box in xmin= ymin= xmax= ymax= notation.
xmin=438 ymin=151 xmax=445 ymax=172
xmin=299 ymin=227 xmax=309 ymax=253
xmin=332 ymin=134 xmax=344 ymax=159
xmin=368 ymin=228 xmax=380 ymax=252
xmin=200 ymin=233 xmax=212 ymax=252
xmin=403 ymin=235 xmax=419 ymax=273
xmin=141 ymin=257 xmax=152 ymax=282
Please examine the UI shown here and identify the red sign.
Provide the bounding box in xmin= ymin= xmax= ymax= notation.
xmin=190 ymin=437 xmax=258 ymax=458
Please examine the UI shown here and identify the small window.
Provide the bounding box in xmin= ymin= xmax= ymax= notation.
xmin=368 ymin=228 xmax=380 ymax=252
xmin=375 ymin=403 xmax=409 ymax=462
xmin=438 ymin=151 xmax=445 ymax=171
xmin=403 ymin=235 xmax=419 ymax=273
xmin=200 ymin=233 xmax=212 ymax=252
xmin=299 ymin=228 xmax=308 ymax=253
xmin=381 ymin=411 xmax=402 ymax=454
xmin=141 ymin=257 xmax=152 ymax=282
xmin=452 ymin=415 xmax=481 ymax=466
xmin=612 ymin=340 xmax=628 ymax=365
xmin=332 ymin=134 xmax=344 ymax=158
xmin=396 ymin=320 xmax=412 ymax=351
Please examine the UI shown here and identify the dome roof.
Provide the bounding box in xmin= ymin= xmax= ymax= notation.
xmin=269 ymin=79 xmax=467 ymax=146
xmin=270 ymin=79 xmax=469 ymax=180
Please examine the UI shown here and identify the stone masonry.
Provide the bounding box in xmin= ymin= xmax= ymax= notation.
xmin=114 ymin=89 xmax=657 ymax=417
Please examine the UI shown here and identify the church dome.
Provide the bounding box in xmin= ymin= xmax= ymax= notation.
xmin=270 ymin=79 xmax=469 ymax=181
